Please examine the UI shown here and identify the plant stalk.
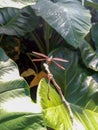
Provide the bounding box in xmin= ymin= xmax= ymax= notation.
xmin=0 ymin=35 xmax=3 ymax=45
xmin=26 ymin=52 xmax=38 ymax=73
xmin=43 ymin=63 xmax=74 ymax=124
xmin=31 ymin=32 xmax=45 ymax=53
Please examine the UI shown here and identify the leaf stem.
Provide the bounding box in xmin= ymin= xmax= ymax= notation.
xmin=0 ymin=35 xmax=3 ymax=44
xmin=31 ymin=32 xmax=45 ymax=53
xmin=26 ymin=52 xmax=38 ymax=73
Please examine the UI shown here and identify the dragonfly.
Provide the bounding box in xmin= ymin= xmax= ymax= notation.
xmin=32 ymin=51 xmax=68 ymax=70
xmin=32 ymin=51 xmax=73 ymax=122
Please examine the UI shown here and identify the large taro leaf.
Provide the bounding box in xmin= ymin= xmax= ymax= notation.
xmin=41 ymin=47 xmax=98 ymax=129
xmin=0 ymin=0 xmax=36 ymax=9
xmin=37 ymin=78 xmax=74 ymax=130
xmin=32 ymin=0 xmax=91 ymax=48
xmin=48 ymin=47 xmax=77 ymax=92
xmin=66 ymin=58 xmax=98 ymax=129
xmin=0 ymin=6 xmax=39 ymax=36
xmin=79 ymin=40 xmax=98 ymax=71
xmin=0 ymin=48 xmax=46 ymax=130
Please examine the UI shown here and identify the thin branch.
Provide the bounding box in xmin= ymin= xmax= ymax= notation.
xmin=43 ymin=63 xmax=74 ymax=124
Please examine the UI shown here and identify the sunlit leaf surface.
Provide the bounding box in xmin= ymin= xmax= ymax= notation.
xmin=39 ymin=47 xmax=98 ymax=130
xmin=32 ymin=0 xmax=91 ymax=48
xmin=0 ymin=0 xmax=36 ymax=8
xmin=37 ymin=79 xmax=73 ymax=130
xmin=79 ymin=40 xmax=98 ymax=71
xmin=0 ymin=48 xmax=46 ymax=130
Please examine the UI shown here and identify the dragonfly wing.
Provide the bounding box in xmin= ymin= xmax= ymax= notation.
xmin=32 ymin=58 xmax=45 ymax=62
xmin=53 ymin=58 xmax=68 ymax=62
xmin=52 ymin=61 xmax=65 ymax=70
xmin=32 ymin=51 xmax=47 ymax=58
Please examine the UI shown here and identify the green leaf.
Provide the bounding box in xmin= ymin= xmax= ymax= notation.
xmin=42 ymin=47 xmax=98 ymax=129
xmin=85 ymin=0 xmax=98 ymax=10
xmin=0 ymin=0 xmax=36 ymax=9
xmin=37 ymin=78 xmax=73 ymax=130
xmin=79 ymin=40 xmax=98 ymax=71
xmin=66 ymin=61 xmax=98 ymax=129
xmin=91 ymin=23 xmax=98 ymax=50
xmin=66 ymin=52 xmax=98 ymax=129
xmin=49 ymin=47 xmax=77 ymax=92
xmin=0 ymin=48 xmax=46 ymax=130
xmin=32 ymin=0 xmax=91 ymax=48
xmin=0 ymin=6 xmax=39 ymax=36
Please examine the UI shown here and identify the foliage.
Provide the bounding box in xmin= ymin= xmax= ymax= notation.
xmin=0 ymin=48 xmax=46 ymax=130
xmin=0 ymin=0 xmax=36 ymax=8
xmin=0 ymin=7 xmax=39 ymax=36
xmin=0 ymin=0 xmax=98 ymax=130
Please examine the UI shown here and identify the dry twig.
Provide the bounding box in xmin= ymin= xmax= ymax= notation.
xmin=43 ymin=63 xmax=74 ymax=124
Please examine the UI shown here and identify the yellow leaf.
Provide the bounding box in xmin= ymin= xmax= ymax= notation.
xmin=30 ymin=71 xmax=47 ymax=88
xmin=21 ymin=68 xmax=36 ymax=77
